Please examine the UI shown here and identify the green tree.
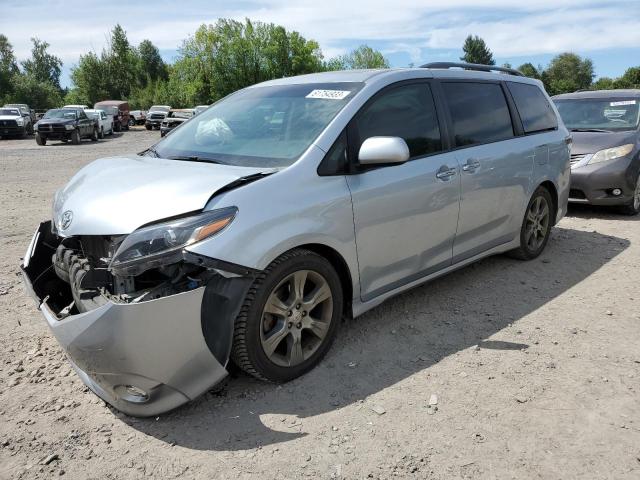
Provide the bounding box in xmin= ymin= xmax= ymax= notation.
xmin=542 ymin=53 xmax=594 ymax=95
xmin=68 ymin=51 xmax=109 ymax=105
xmin=460 ymin=35 xmax=495 ymax=65
xmin=21 ymin=37 xmax=63 ymax=90
xmin=592 ymin=77 xmax=616 ymax=90
xmin=10 ymin=73 xmax=63 ymax=109
xmin=137 ymin=39 xmax=168 ymax=85
xmin=326 ymin=45 xmax=389 ymax=70
xmin=615 ymin=66 xmax=640 ymax=88
xmin=517 ymin=62 xmax=542 ymax=80
xmin=0 ymin=34 xmax=19 ymax=103
xmin=104 ymin=24 xmax=139 ymax=99
xmin=172 ymin=18 xmax=325 ymax=104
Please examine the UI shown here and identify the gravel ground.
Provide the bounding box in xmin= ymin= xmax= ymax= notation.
xmin=1 ymin=129 xmax=639 ymax=479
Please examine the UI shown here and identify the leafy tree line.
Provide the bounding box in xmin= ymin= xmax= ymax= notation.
xmin=67 ymin=20 xmax=389 ymax=109
xmin=2 ymin=25 xmax=639 ymax=110
xmin=459 ymin=35 xmax=640 ymax=95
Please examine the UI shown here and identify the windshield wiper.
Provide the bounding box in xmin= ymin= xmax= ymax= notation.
xmin=570 ymin=128 xmax=612 ymax=133
xmin=139 ymin=146 xmax=160 ymax=157
xmin=166 ymin=155 xmax=224 ymax=165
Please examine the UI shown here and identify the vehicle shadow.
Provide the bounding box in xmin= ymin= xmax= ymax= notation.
xmin=567 ymin=203 xmax=640 ymax=221
xmin=120 ymin=226 xmax=629 ymax=451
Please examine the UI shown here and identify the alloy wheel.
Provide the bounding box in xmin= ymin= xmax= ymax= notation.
xmin=260 ymin=270 xmax=333 ymax=367
xmin=525 ymin=195 xmax=550 ymax=251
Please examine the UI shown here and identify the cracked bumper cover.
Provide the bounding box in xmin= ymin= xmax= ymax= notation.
xmin=21 ymin=222 xmax=250 ymax=417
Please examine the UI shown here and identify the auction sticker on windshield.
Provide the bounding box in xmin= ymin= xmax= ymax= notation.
xmin=306 ymin=89 xmax=351 ymax=100
xmin=610 ymin=100 xmax=636 ymax=106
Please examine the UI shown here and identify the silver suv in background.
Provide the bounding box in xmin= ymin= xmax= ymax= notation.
xmin=21 ymin=63 xmax=570 ymax=416
xmin=553 ymin=89 xmax=640 ymax=215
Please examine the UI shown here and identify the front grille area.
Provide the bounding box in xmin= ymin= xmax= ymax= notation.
xmin=150 ymin=113 xmax=165 ymax=120
xmin=0 ymin=119 xmax=21 ymax=134
xmin=38 ymin=124 xmax=67 ymax=133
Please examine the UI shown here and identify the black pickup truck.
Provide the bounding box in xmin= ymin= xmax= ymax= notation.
xmin=34 ymin=108 xmax=98 ymax=145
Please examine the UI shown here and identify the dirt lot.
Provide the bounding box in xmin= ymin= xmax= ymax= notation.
xmin=0 ymin=129 xmax=639 ymax=479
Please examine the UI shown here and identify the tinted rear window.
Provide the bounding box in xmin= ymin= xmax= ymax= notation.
xmin=442 ymin=82 xmax=514 ymax=147
xmin=507 ymin=82 xmax=557 ymax=134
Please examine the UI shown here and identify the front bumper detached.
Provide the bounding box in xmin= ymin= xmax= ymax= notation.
xmin=21 ymin=222 xmax=231 ymax=417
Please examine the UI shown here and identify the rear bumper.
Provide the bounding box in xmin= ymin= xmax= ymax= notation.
xmin=569 ymin=157 xmax=637 ymax=206
xmin=21 ymin=222 xmax=229 ymax=417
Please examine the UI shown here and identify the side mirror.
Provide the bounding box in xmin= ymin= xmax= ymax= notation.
xmin=358 ymin=136 xmax=410 ymax=165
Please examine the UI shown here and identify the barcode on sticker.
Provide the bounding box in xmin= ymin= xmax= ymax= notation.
xmin=306 ymin=89 xmax=351 ymax=100
xmin=610 ymin=100 xmax=636 ymax=106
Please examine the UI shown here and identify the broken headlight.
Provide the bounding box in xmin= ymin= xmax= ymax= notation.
xmin=109 ymin=207 xmax=237 ymax=276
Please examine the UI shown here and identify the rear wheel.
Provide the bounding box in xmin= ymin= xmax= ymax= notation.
xmin=619 ymin=174 xmax=640 ymax=216
xmin=35 ymin=133 xmax=46 ymax=146
xmin=509 ymin=186 xmax=554 ymax=260
xmin=145 ymin=124 xmax=152 ymax=131
xmin=71 ymin=129 xmax=80 ymax=145
xmin=91 ymin=127 xmax=98 ymax=141
xmin=231 ymin=249 xmax=342 ymax=383
xmin=98 ymin=126 xmax=104 ymax=139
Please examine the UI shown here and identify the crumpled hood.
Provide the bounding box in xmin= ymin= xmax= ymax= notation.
xmin=53 ymin=155 xmax=273 ymax=236
xmin=570 ymin=130 xmax=638 ymax=155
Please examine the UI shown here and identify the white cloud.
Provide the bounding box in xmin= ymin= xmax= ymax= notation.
xmin=1 ymin=0 xmax=638 ymax=71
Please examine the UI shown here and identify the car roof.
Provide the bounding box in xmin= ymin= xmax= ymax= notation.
xmin=553 ymin=89 xmax=640 ymax=100
xmin=251 ymin=67 xmax=542 ymax=88
xmin=95 ymin=100 xmax=128 ymax=106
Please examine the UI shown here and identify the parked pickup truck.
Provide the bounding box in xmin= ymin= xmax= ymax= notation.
xmin=85 ymin=108 xmax=114 ymax=138
xmin=3 ymin=103 xmax=35 ymax=134
xmin=94 ymin=100 xmax=130 ymax=132
xmin=129 ymin=110 xmax=146 ymax=126
xmin=160 ymin=108 xmax=194 ymax=137
xmin=34 ymin=108 xmax=98 ymax=145
xmin=145 ymin=105 xmax=171 ymax=130
xmin=0 ymin=107 xmax=29 ymax=138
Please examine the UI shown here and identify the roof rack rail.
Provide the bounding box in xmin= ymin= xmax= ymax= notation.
xmin=420 ymin=62 xmax=524 ymax=77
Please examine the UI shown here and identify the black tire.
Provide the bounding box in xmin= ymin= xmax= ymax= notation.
xmin=91 ymin=127 xmax=98 ymax=141
xmin=619 ymin=174 xmax=640 ymax=216
xmin=231 ymin=249 xmax=343 ymax=383
xmin=115 ymin=122 xmax=121 ymax=132
xmin=98 ymin=126 xmax=104 ymax=139
xmin=71 ymin=129 xmax=80 ymax=145
xmin=145 ymin=124 xmax=152 ymax=131
xmin=27 ymin=123 xmax=34 ymax=135
xmin=109 ymin=123 xmax=114 ymax=135
xmin=509 ymin=186 xmax=554 ymax=260
xmin=128 ymin=118 xmax=135 ymax=127
xmin=35 ymin=133 xmax=46 ymax=146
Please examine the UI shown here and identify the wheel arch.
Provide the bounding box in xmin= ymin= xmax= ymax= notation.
xmin=539 ymin=180 xmax=559 ymax=225
xmin=294 ymin=243 xmax=354 ymax=319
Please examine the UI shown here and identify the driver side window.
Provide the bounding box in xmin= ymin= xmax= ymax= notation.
xmin=353 ymin=83 xmax=443 ymax=160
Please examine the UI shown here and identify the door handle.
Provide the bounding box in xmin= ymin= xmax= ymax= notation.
xmin=436 ymin=166 xmax=457 ymax=180
xmin=462 ymin=159 xmax=481 ymax=173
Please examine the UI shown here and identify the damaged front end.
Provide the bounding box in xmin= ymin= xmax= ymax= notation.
xmin=21 ymin=215 xmax=255 ymax=416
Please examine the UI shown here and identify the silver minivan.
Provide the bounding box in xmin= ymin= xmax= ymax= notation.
xmin=21 ymin=63 xmax=570 ymax=416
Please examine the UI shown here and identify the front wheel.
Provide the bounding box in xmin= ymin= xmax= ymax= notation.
xmin=231 ymin=249 xmax=342 ymax=383
xmin=71 ymin=129 xmax=80 ymax=145
xmin=619 ymin=174 xmax=640 ymax=216
xmin=509 ymin=186 xmax=554 ymax=260
xmin=98 ymin=126 xmax=104 ymax=139
xmin=35 ymin=133 xmax=46 ymax=146
xmin=91 ymin=127 xmax=98 ymax=141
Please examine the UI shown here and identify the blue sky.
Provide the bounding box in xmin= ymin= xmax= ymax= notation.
xmin=1 ymin=0 xmax=639 ymax=88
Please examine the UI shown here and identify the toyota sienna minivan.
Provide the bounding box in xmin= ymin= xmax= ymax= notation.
xmin=553 ymin=89 xmax=640 ymax=215
xmin=21 ymin=63 xmax=570 ymax=416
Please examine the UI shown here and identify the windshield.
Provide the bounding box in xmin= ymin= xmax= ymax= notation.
xmin=0 ymin=109 xmax=20 ymax=116
xmin=44 ymin=109 xmax=77 ymax=120
xmin=555 ymin=98 xmax=640 ymax=131
xmin=154 ymin=82 xmax=363 ymax=167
